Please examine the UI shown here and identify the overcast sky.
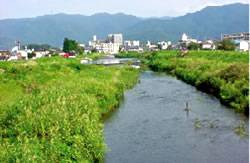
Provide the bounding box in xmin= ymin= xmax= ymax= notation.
xmin=0 ymin=0 xmax=248 ymax=19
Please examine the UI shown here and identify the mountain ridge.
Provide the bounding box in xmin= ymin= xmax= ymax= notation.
xmin=0 ymin=3 xmax=248 ymax=50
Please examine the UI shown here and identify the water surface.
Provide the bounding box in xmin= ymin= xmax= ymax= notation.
xmin=104 ymin=71 xmax=249 ymax=163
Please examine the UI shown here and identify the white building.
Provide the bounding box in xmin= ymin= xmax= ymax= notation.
xmin=108 ymin=34 xmax=123 ymax=45
xmin=101 ymin=43 xmax=120 ymax=54
xmin=182 ymin=33 xmax=188 ymax=41
xmin=93 ymin=35 xmax=97 ymax=42
xmin=11 ymin=45 xmax=30 ymax=60
xmin=157 ymin=41 xmax=172 ymax=50
xmin=34 ymin=50 xmax=49 ymax=58
xmin=178 ymin=33 xmax=198 ymax=49
xmin=124 ymin=40 xmax=140 ymax=47
xmin=200 ymin=40 xmax=216 ymax=50
xmin=239 ymin=41 xmax=250 ymax=51
xmin=88 ymin=35 xmax=121 ymax=54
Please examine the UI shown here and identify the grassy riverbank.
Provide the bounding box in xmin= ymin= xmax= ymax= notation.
xmin=147 ymin=50 xmax=249 ymax=115
xmin=0 ymin=56 xmax=139 ymax=162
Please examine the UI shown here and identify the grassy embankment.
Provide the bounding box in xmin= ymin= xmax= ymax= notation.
xmin=115 ymin=51 xmax=150 ymax=59
xmin=0 ymin=56 xmax=139 ymax=162
xmin=147 ymin=50 xmax=249 ymax=115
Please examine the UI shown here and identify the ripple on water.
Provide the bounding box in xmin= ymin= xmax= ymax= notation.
xmin=104 ymin=71 xmax=249 ymax=163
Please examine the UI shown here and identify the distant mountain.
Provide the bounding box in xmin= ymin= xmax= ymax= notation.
xmin=0 ymin=13 xmax=142 ymax=49
xmin=140 ymin=16 xmax=174 ymax=20
xmin=0 ymin=3 xmax=248 ymax=50
xmin=123 ymin=3 xmax=249 ymax=43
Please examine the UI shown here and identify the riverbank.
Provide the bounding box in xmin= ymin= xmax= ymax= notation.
xmin=0 ymin=56 xmax=139 ymax=162
xmin=147 ymin=50 xmax=249 ymax=115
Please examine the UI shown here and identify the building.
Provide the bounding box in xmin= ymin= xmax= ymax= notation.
xmin=88 ymin=35 xmax=121 ymax=54
xmin=0 ymin=51 xmax=11 ymax=56
xmin=221 ymin=32 xmax=249 ymax=41
xmin=143 ymin=41 xmax=159 ymax=51
xmin=178 ymin=33 xmax=198 ymax=49
xmin=107 ymin=34 xmax=123 ymax=45
xmin=233 ymin=40 xmax=250 ymax=51
xmin=96 ymin=42 xmax=120 ymax=54
xmin=34 ymin=50 xmax=49 ymax=58
xmin=124 ymin=40 xmax=140 ymax=47
xmin=124 ymin=40 xmax=141 ymax=52
xmin=239 ymin=41 xmax=249 ymax=51
xmin=157 ymin=41 xmax=172 ymax=50
xmin=55 ymin=50 xmax=66 ymax=56
xmin=200 ymin=40 xmax=216 ymax=50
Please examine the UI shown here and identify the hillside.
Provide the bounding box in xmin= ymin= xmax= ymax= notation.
xmin=0 ymin=13 xmax=142 ymax=49
xmin=0 ymin=3 xmax=248 ymax=49
xmin=123 ymin=3 xmax=249 ymax=43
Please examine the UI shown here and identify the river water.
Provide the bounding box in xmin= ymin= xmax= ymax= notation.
xmin=104 ymin=71 xmax=249 ymax=163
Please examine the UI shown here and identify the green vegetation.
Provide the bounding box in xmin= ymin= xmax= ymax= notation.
xmin=234 ymin=122 xmax=248 ymax=138
xmin=115 ymin=51 xmax=151 ymax=59
xmin=216 ymin=39 xmax=236 ymax=51
xmin=187 ymin=42 xmax=200 ymax=50
xmin=115 ymin=51 xmax=141 ymax=58
xmin=80 ymin=53 xmax=107 ymax=60
xmin=148 ymin=50 xmax=249 ymax=115
xmin=23 ymin=44 xmax=53 ymax=51
xmin=0 ymin=3 xmax=248 ymax=49
xmin=63 ymin=38 xmax=84 ymax=54
xmin=0 ymin=57 xmax=139 ymax=162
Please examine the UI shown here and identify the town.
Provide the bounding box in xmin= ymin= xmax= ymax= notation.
xmin=0 ymin=32 xmax=249 ymax=61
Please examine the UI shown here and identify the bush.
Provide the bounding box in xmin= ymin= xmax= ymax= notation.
xmin=217 ymin=39 xmax=236 ymax=51
xmin=187 ymin=42 xmax=200 ymax=50
xmin=0 ymin=57 xmax=139 ymax=162
xmin=147 ymin=50 xmax=249 ymax=115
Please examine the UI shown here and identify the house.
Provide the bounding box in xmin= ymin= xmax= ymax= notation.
xmin=55 ymin=50 xmax=66 ymax=56
xmin=84 ymin=47 xmax=91 ymax=54
xmin=157 ymin=41 xmax=172 ymax=50
xmin=34 ymin=49 xmax=49 ymax=58
xmin=0 ymin=55 xmax=7 ymax=61
xmin=124 ymin=40 xmax=140 ymax=47
xmin=0 ymin=51 xmax=11 ymax=56
xmin=0 ymin=51 xmax=11 ymax=61
xmin=178 ymin=33 xmax=198 ymax=49
xmin=200 ymin=40 xmax=216 ymax=50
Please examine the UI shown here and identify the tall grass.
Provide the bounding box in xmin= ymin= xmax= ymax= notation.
xmin=0 ymin=57 xmax=139 ymax=162
xmin=148 ymin=50 xmax=249 ymax=115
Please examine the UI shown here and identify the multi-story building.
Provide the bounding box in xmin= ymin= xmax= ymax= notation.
xmin=88 ymin=35 xmax=120 ymax=54
xmin=107 ymin=34 xmax=123 ymax=45
xmin=221 ymin=32 xmax=249 ymax=41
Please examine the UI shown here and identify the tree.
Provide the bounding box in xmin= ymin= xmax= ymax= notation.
xmin=158 ymin=44 xmax=163 ymax=50
xmin=40 ymin=44 xmax=51 ymax=50
xmin=91 ymin=48 xmax=97 ymax=53
xmin=63 ymin=38 xmax=84 ymax=54
xmin=216 ymin=39 xmax=236 ymax=51
xmin=167 ymin=45 xmax=172 ymax=50
xmin=28 ymin=52 xmax=36 ymax=59
xmin=187 ymin=42 xmax=200 ymax=50
xmin=25 ymin=44 xmax=52 ymax=50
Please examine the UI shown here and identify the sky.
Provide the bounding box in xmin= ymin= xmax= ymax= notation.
xmin=0 ymin=0 xmax=248 ymax=19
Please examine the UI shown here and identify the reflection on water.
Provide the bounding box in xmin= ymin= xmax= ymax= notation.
xmin=104 ymin=71 xmax=249 ymax=163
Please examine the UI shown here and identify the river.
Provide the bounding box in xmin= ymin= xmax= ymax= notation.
xmin=104 ymin=71 xmax=249 ymax=163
